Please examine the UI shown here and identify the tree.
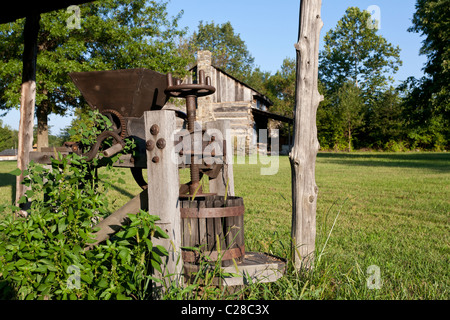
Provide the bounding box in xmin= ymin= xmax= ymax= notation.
xmin=404 ymin=0 xmax=449 ymax=149
xmin=319 ymin=7 xmax=402 ymax=100
xmin=244 ymin=66 xmax=272 ymax=96
xmin=316 ymin=81 xmax=335 ymax=150
xmin=263 ymin=58 xmax=296 ymax=140
xmin=366 ymin=86 xmax=405 ymax=149
xmin=0 ymin=0 xmax=190 ymax=151
xmin=266 ymin=58 xmax=296 ymax=118
xmin=0 ymin=120 xmax=18 ymax=151
xmin=188 ymin=21 xmax=255 ymax=81
xmin=334 ymin=81 xmax=364 ymax=151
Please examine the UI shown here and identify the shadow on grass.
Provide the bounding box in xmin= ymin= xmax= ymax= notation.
xmin=108 ymin=182 xmax=136 ymax=199
xmin=317 ymin=152 xmax=450 ymax=172
xmin=0 ymin=173 xmax=16 ymax=205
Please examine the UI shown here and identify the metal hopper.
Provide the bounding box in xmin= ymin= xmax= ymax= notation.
xmin=69 ymin=68 xmax=171 ymax=118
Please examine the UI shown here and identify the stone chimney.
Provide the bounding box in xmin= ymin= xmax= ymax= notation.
xmin=197 ymin=50 xmax=212 ymax=79
xmin=196 ymin=50 xmax=214 ymax=122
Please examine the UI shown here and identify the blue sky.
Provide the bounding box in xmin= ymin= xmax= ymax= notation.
xmin=1 ymin=0 xmax=427 ymax=135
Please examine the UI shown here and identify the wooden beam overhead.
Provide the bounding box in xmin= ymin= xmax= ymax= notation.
xmin=0 ymin=0 xmax=93 ymax=24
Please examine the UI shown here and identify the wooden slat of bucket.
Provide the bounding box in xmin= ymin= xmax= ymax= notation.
xmin=198 ymin=199 xmax=207 ymax=249
xmin=213 ymin=196 xmax=227 ymax=266
xmin=222 ymin=197 xmax=235 ymax=267
xmin=235 ymin=197 xmax=245 ymax=262
xmin=181 ymin=200 xmax=190 ymax=248
xmin=182 ymin=199 xmax=200 ymax=249
xmin=225 ymin=197 xmax=234 ymax=247
xmin=190 ymin=199 xmax=199 ymax=248
xmin=180 ymin=196 xmax=245 ymax=265
xmin=205 ymin=197 xmax=215 ymax=253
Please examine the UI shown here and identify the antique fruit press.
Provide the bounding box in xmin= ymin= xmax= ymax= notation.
xmin=30 ymin=68 xmax=285 ymax=286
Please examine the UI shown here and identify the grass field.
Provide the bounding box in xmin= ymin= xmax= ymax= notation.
xmin=0 ymin=152 xmax=449 ymax=299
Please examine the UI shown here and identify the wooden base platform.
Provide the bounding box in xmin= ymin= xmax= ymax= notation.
xmin=184 ymin=252 xmax=286 ymax=287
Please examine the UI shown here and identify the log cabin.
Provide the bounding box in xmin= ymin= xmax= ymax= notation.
xmin=165 ymin=51 xmax=293 ymax=154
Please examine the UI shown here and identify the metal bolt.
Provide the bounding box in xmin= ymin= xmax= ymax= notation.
xmin=150 ymin=124 xmax=159 ymax=136
xmin=152 ymin=156 xmax=160 ymax=163
xmin=146 ymin=139 xmax=155 ymax=151
xmin=156 ymin=138 xmax=166 ymax=149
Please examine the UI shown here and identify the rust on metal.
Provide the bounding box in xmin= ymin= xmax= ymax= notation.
xmin=156 ymin=138 xmax=166 ymax=149
xmin=69 ymin=68 xmax=174 ymax=118
xmin=150 ymin=124 xmax=160 ymax=136
xmin=84 ymin=130 xmax=125 ymax=161
xmin=146 ymin=139 xmax=155 ymax=151
xmin=152 ymin=156 xmax=160 ymax=163
xmin=101 ymin=109 xmax=127 ymax=139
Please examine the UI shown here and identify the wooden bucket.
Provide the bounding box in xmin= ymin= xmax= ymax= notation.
xmin=180 ymin=195 xmax=245 ymax=267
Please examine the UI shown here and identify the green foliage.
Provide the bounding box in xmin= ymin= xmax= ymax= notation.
xmin=1 ymin=153 xmax=449 ymax=300
xmin=188 ymin=21 xmax=256 ymax=81
xmin=319 ymin=6 xmax=402 ymax=99
xmin=0 ymin=0 xmax=191 ymax=146
xmin=262 ymin=58 xmax=296 ymax=139
xmin=402 ymin=0 xmax=450 ymax=150
xmin=0 ymin=120 xmax=18 ymax=151
xmin=334 ymin=81 xmax=364 ymax=151
xmin=0 ymin=111 xmax=168 ymax=300
xmin=265 ymin=58 xmax=296 ymax=118
xmin=409 ymin=0 xmax=449 ymax=105
xmin=250 ymin=5 xmax=446 ymax=151
xmin=364 ymin=87 xmax=405 ymax=149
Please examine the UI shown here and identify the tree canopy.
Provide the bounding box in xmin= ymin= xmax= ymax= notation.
xmin=1 ymin=2 xmax=448 ymax=152
xmin=403 ymin=0 xmax=449 ymax=149
xmin=187 ymin=21 xmax=256 ymax=82
xmin=0 ymin=120 xmax=17 ymax=152
xmin=0 ymin=0 xmax=190 ymax=149
xmin=319 ymin=7 xmax=402 ymax=100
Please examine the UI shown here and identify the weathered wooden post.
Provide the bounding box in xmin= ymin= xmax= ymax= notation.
xmin=290 ymin=0 xmax=324 ymax=270
xmin=144 ymin=110 xmax=183 ymax=295
xmin=15 ymin=13 xmax=41 ymax=215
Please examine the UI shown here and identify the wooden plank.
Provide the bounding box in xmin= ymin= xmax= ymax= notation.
xmin=290 ymin=0 xmax=324 ymax=270
xmin=235 ymin=197 xmax=245 ymax=263
xmin=15 ymin=13 xmax=41 ymax=214
xmin=145 ymin=110 xmax=183 ymax=292
xmin=213 ymin=112 xmax=248 ymax=118
xmin=213 ymin=197 xmax=226 ymax=266
xmin=216 ymin=68 xmax=221 ymax=103
xmin=222 ymin=197 xmax=235 ymax=267
xmin=182 ymin=200 xmax=191 ymax=249
xmin=243 ymin=86 xmax=252 ymax=102
xmin=190 ymin=199 xmax=199 ymax=248
xmin=184 ymin=252 xmax=285 ymax=287
xmin=205 ymin=197 xmax=215 ymax=253
xmin=88 ymin=189 xmax=148 ymax=249
xmin=214 ymin=106 xmax=248 ymax=113
xmin=198 ymin=199 xmax=207 ymax=249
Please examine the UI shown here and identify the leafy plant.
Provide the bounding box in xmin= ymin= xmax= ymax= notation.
xmin=0 ymin=111 xmax=168 ymax=300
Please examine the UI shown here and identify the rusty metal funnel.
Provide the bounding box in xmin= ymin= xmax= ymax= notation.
xmin=69 ymin=68 xmax=171 ymax=118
